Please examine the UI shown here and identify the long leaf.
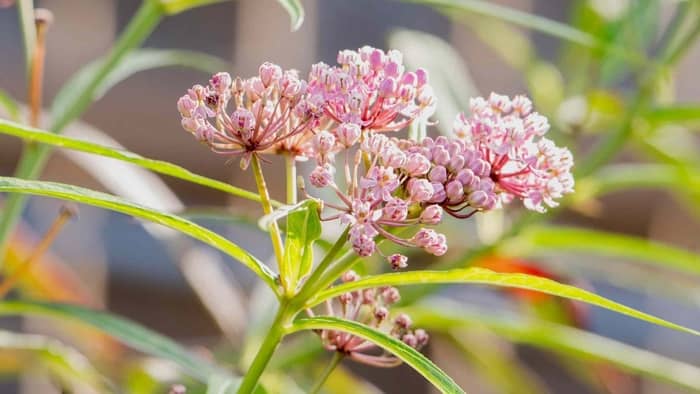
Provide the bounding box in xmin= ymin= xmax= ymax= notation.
xmin=289 ymin=316 xmax=464 ymax=394
xmin=399 ymin=0 xmax=596 ymax=47
xmin=0 ymin=329 xmax=109 ymax=392
xmin=509 ymin=226 xmax=700 ymax=276
xmin=0 ymin=300 xmax=235 ymax=384
xmin=408 ymin=300 xmax=700 ymax=391
xmin=308 ymin=268 xmax=700 ymax=336
xmin=645 ymin=105 xmax=700 ymax=127
xmin=52 ymin=49 xmax=229 ymax=118
xmin=0 ymin=119 xmax=274 ymax=205
xmin=0 ymin=177 xmax=278 ymax=290
xmin=275 ymin=0 xmax=305 ymax=31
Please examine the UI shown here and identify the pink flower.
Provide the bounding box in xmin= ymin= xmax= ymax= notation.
xmin=177 ymin=65 xmax=321 ymax=169
xmin=308 ymin=46 xmax=436 ymax=132
xmin=453 ymin=93 xmax=574 ymax=211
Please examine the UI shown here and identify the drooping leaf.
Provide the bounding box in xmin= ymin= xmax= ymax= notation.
xmin=0 ymin=329 xmax=109 ymax=392
xmin=0 ymin=177 xmax=278 ymax=291
xmin=408 ymin=300 xmax=700 ymax=391
xmin=289 ymin=316 xmax=464 ymax=394
xmin=506 ymin=226 xmax=700 ymax=276
xmin=275 ymin=0 xmax=305 ymax=31
xmin=51 ymin=49 xmax=229 ymax=122
xmin=0 ymin=119 xmax=275 ymax=205
xmin=308 ymin=268 xmax=700 ymax=336
xmin=0 ymin=300 xmax=236 ymax=384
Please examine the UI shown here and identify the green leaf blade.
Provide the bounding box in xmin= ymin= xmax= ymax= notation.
xmin=0 ymin=177 xmax=278 ymax=290
xmin=289 ymin=316 xmax=464 ymax=394
xmin=0 ymin=119 xmax=273 ymax=205
xmin=0 ymin=300 xmax=236 ymax=383
xmin=309 ymin=268 xmax=700 ymax=337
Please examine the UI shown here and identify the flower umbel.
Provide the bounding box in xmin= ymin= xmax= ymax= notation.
xmin=314 ymin=271 xmax=428 ymax=367
xmin=454 ymin=93 xmax=574 ymax=212
xmin=178 ymin=64 xmax=322 ymax=169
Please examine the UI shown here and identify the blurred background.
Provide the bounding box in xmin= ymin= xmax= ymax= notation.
xmin=1 ymin=0 xmax=700 ymax=393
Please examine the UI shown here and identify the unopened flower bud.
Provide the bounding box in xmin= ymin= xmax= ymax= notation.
xmin=395 ymin=313 xmax=412 ymax=329
xmin=419 ymin=205 xmax=443 ymax=225
xmin=388 ymin=254 xmax=408 ymax=270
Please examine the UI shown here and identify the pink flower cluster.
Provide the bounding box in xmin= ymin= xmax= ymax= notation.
xmin=177 ymin=47 xmax=575 ymax=266
xmin=307 ymin=46 xmax=436 ymax=131
xmin=453 ymin=93 xmax=574 ymax=212
xmin=315 ymin=271 xmax=428 ymax=367
xmin=177 ymin=64 xmax=322 ymax=169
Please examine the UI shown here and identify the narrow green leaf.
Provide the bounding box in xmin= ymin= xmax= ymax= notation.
xmin=158 ymin=0 xmax=228 ymax=14
xmin=276 ymin=0 xmax=305 ymax=31
xmin=309 ymin=268 xmax=700 ymax=336
xmin=408 ymin=300 xmax=700 ymax=391
xmin=0 ymin=300 xmax=236 ymax=383
xmin=289 ymin=316 xmax=464 ymax=394
xmin=0 ymin=119 xmax=276 ymax=205
xmin=258 ymin=200 xmax=316 ymax=231
xmin=399 ymin=0 xmax=596 ymax=47
xmin=591 ymin=163 xmax=700 ymax=196
xmin=645 ymin=105 xmax=700 ymax=126
xmin=0 ymin=89 xmax=21 ymax=122
xmin=52 ymin=49 xmax=230 ymax=120
xmin=0 ymin=177 xmax=278 ymax=290
xmin=508 ymin=226 xmax=700 ymax=276
xmin=17 ymin=0 xmax=36 ymax=76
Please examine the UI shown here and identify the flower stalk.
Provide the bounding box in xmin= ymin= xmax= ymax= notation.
xmin=309 ymin=352 xmax=343 ymax=394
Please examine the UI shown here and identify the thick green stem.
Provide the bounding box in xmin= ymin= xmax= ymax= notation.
xmin=0 ymin=0 xmax=164 ymax=265
xmin=309 ymin=352 xmax=343 ymax=394
xmin=250 ymin=154 xmax=286 ymax=290
xmin=237 ymin=303 xmax=292 ymax=394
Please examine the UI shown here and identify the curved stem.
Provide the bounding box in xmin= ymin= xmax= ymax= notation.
xmin=309 ymin=352 xmax=343 ymax=394
xmin=236 ymin=303 xmax=292 ymax=394
xmin=251 ymin=154 xmax=285 ymax=289
xmin=285 ymin=154 xmax=297 ymax=205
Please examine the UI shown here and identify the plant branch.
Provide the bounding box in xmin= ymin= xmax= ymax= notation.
xmin=309 ymin=352 xmax=343 ymax=394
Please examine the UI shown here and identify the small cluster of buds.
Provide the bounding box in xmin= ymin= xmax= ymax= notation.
xmin=177 ymin=63 xmax=322 ymax=169
xmin=308 ymin=46 xmax=436 ymax=131
xmin=316 ymin=271 xmax=428 ymax=367
xmin=453 ymin=93 xmax=574 ymax=212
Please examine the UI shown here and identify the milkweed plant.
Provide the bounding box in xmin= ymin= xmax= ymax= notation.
xmin=1 ymin=1 xmax=700 ymax=393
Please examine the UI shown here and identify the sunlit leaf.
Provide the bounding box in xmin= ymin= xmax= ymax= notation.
xmin=276 ymin=0 xmax=305 ymax=31
xmin=51 ymin=49 xmax=229 ymax=122
xmin=282 ymin=200 xmax=322 ymax=286
xmin=408 ymin=300 xmax=700 ymax=391
xmin=0 ymin=177 xmax=278 ymax=290
xmin=645 ymin=105 xmax=700 ymax=127
xmin=309 ymin=268 xmax=700 ymax=336
xmin=0 ymin=119 xmax=273 ymax=205
xmin=0 ymin=300 xmax=237 ymax=384
xmin=158 ymin=0 xmax=228 ymax=14
xmin=289 ymin=316 xmax=464 ymax=394
xmin=507 ymin=226 xmax=700 ymax=276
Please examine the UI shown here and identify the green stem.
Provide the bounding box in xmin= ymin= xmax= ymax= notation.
xmin=17 ymin=0 xmax=36 ymax=78
xmin=250 ymin=154 xmax=286 ymax=291
xmin=309 ymin=352 xmax=343 ymax=394
xmin=236 ymin=303 xmax=292 ymax=394
xmin=294 ymin=227 xmax=349 ymax=305
xmin=285 ymin=154 xmax=297 ymax=205
xmin=0 ymin=0 xmax=164 ymax=266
